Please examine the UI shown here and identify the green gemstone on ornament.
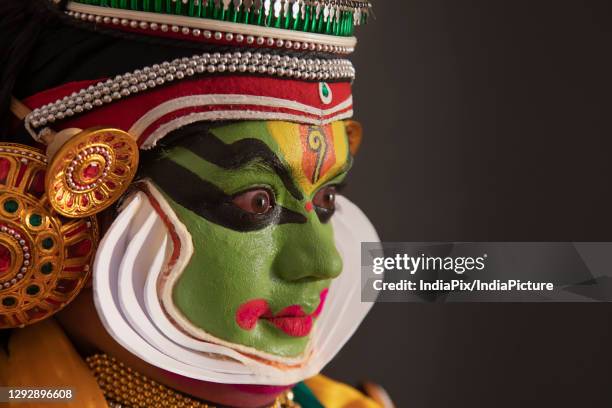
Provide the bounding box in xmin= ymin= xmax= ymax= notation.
xmin=2 ymin=297 xmax=16 ymax=307
xmin=26 ymin=285 xmax=40 ymax=296
xmin=29 ymin=214 xmax=42 ymax=227
xmin=322 ymin=84 xmax=330 ymax=97
xmin=42 ymin=238 xmax=54 ymax=250
xmin=41 ymin=263 xmax=53 ymax=275
xmin=3 ymin=200 xmax=18 ymax=213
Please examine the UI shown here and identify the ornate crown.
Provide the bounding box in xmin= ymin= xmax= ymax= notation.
xmin=63 ymin=0 xmax=372 ymax=53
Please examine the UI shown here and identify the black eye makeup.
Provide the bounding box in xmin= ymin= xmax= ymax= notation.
xmin=141 ymin=158 xmax=306 ymax=232
xmin=312 ymin=185 xmax=338 ymax=223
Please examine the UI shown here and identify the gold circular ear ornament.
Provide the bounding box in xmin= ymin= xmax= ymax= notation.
xmin=46 ymin=128 xmax=139 ymax=218
xmin=0 ymin=143 xmax=99 ymax=329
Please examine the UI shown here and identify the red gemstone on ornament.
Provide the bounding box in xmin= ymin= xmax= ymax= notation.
xmin=63 ymin=265 xmax=84 ymax=272
xmin=25 ymin=307 xmax=47 ymax=320
xmin=65 ymin=223 xmax=87 ymax=238
xmin=0 ymin=158 xmax=10 ymax=184
xmin=15 ymin=161 xmax=28 ymax=187
xmin=45 ymin=297 xmax=62 ymax=307
xmin=68 ymin=239 xmax=92 ymax=258
xmin=29 ymin=170 xmax=46 ymax=198
xmin=0 ymin=244 xmax=12 ymax=275
xmin=83 ymin=163 xmax=100 ymax=180
xmin=55 ymin=278 xmax=78 ymax=294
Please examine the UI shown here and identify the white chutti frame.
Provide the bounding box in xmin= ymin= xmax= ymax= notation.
xmin=93 ymin=182 xmax=379 ymax=385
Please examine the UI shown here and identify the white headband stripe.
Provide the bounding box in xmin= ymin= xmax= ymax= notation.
xmin=141 ymin=108 xmax=354 ymax=149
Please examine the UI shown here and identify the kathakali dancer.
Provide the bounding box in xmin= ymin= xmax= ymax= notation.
xmin=0 ymin=0 xmax=389 ymax=407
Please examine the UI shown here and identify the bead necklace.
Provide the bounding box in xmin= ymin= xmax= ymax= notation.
xmin=86 ymin=354 xmax=301 ymax=408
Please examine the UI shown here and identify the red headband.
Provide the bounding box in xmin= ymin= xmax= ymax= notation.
xmin=25 ymin=74 xmax=353 ymax=149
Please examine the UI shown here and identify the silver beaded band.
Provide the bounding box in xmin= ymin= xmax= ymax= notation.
xmin=66 ymin=3 xmax=357 ymax=55
xmin=0 ymin=226 xmax=31 ymax=289
xmin=25 ymin=51 xmax=355 ymax=139
xmin=0 ymin=146 xmax=48 ymax=163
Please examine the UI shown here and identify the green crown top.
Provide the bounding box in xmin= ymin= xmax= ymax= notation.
xmin=72 ymin=0 xmax=372 ymax=37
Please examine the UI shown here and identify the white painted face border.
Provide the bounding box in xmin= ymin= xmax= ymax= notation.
xmin=93 ymin=181 xmax=379 ymax=385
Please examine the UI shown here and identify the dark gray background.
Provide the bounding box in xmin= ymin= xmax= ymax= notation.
xmin=323 ymin=1 xmax=612 ymax=407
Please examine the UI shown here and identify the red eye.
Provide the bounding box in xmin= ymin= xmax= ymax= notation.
xmin=313 ymin=186 xmax=337 ymax=211
xmin=232 ymin=189 xmax=273 ymax=215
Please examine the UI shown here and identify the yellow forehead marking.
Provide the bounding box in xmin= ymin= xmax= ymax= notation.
xmin=267 ymin=121 xmax=349 ymax=196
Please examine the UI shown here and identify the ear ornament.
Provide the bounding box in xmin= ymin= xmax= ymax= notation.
xmin=0 ymin=143 xmax=99 ymax=328
xmin=45 ymin=128 xmax=139 ymax=218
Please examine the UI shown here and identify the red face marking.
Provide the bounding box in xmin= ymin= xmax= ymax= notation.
xmin=313 ymin=288 xmax=329 ymax=317
xmin=304 ymin=201 xmax=314 ymax=212
xmin=235 ymin=290 xmax=330 ymax=337
xmin=300 ymin=125 xmax=336 ymax=184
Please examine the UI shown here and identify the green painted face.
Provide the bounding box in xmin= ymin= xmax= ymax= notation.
xmin=141 ymin=120 xmax=352 ymax=357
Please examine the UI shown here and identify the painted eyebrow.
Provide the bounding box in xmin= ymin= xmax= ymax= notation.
xmin=171 ymin=124 xmax=304 ymax=201
xmin=143 ymin=158 xmax=307 ymax=231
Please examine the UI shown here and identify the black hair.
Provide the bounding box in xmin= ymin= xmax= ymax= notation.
xmin=0 ymin=0 xmax=67 ymax=137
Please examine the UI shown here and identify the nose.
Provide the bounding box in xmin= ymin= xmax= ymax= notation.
xmin=272 ymin=227 xmax=343 ymax=282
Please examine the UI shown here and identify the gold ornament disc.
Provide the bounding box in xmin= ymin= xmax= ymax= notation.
xmin=0 ymin=143 xmax=99 ymax=329
xmin=46 ymin=128 xmax=139 ymax=218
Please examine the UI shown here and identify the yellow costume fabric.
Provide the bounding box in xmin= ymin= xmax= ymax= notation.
xmin=305 ymin=375 xmax=382 ymax=408
xmin=0 ymin=319 xmax=382 ymax=408
xmin=0 ymin=319 xmax=108 ymax=408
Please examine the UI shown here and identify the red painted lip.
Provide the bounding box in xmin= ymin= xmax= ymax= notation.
xmin=236 ymin=289 xmax=329 ymax=337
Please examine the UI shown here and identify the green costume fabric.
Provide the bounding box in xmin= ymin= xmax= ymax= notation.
xmin=292 ymin=382 xmax=326 ymax=408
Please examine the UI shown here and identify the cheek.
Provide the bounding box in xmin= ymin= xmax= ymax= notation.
xmin=195 ymin=223 xmax=278 ymax=277
xmin=173 ymin=213 xmax=280 ymax=315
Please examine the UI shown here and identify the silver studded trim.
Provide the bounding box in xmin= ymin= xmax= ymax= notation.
xmin=0 ymin=146 xmax=48 ymax=163
xmin=66 ymin=3 xmax=357 ymax=55
xmin=0 ymin=225 xmax=31 ymax=289
xmin=25 ymin=52 xmax=355 ymax=139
